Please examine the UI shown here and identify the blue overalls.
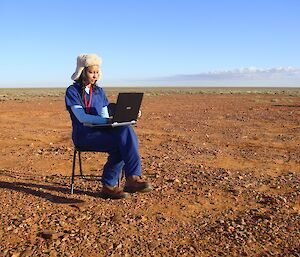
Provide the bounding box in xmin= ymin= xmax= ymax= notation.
xmin=65 ymin=82 xmax=141 ymax=186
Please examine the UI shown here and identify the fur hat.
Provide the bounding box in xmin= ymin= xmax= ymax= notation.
xmin=71 ymin=54 xmax=102 ymax=81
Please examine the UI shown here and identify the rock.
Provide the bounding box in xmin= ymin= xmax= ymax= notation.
xmin=11 ymin=252 xmax=21 ymax=257
xmin=69 ymin=202 xmax=88 ymax=211
xmin=20 ymin=248 xmax=34 ymax=257
xmin=38 ymin=230 xmax=65 ymax=240
xmin=111 ymin=213 xmax=123 ymax=223
xmin=6 ymin=226 xmax=13 ymax=231
xmin=136 ymin=215 xmax=147 ymax=222
xmin=174 ymin=178 xmax=181 ymax=183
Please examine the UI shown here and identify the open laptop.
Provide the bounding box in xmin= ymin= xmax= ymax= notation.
xmin=84 ymin=92 xmax=144 ymax=128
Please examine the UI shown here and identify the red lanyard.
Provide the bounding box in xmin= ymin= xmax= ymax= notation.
xmin=83 ymin=86 xmax=93 ymax=113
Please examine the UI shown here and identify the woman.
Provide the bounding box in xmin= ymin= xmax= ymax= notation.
xmin=65 ymin=54 xmax=152 ymax=199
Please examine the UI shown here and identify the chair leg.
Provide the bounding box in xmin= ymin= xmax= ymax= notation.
xmin=117 ymin=170 xmax=125 ymax=187
xmin=78 ymin=151 xmax=85 ymax=179
xmin=71 ymin=149 xmax=77 ymax=194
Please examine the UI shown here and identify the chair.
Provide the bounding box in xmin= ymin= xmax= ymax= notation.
xmin=70 ymin=103 xmax=122 ymax=194
xmin=70 ymin=148 xmax=124 ymax=194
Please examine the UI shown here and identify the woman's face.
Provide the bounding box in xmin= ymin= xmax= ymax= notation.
xmin=84 ymin=65 xmax=100 ymax=85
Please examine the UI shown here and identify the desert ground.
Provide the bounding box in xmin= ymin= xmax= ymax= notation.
xmin=0 ymin=87 xmax=299 ymax=256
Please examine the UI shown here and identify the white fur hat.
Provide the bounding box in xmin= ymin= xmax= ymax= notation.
xmin=71 ymin=54 xmax=102 ymax=81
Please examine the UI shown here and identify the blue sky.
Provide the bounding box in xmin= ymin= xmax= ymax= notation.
xmin=0 ymin=0 xmax=300 ymax=87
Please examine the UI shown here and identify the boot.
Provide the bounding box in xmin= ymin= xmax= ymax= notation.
xmin=124 ymin=176 xmax=153 ymax=193
xmin=101 ymin=185 xmax=129 ymax=199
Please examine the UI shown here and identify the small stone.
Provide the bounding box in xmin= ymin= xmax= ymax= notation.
xmin=111 ymin=213 xmax=122 ymax=223
xmin=38 ymin=230 xmax=64 ymax=240
xmin=287 ymin=225 xmax=294 ymax=231
xmin=227 ymin=226 xmax=235 ymax=232
xmin=20 ymin=248 xmax=34 ymax=257
xmin=6 ymin=226 xmax=13 ymax=231
xmin=174 ymin=178 xmax=181 ymax=183
xmin=69 ymin=202 xmax=89 ymax=211
xmin=116 ymin=244 xmax=122 ymax=249
xmin=136 ymin=215 xmax=147 ymax=222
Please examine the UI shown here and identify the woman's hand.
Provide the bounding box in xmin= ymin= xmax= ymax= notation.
xmin=107 ymin=117 xmax=113 ymax=124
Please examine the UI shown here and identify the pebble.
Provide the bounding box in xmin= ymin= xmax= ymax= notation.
xmin=111 ymin=213 xmax=123 ymax=223
xmin=38 ymin=230 xmax=65 ymax=240
xmin=20 ymin=248 xmax=34 ymax=257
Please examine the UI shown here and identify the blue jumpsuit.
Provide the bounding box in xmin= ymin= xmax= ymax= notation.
xmin=65 ymin=82 xmax=141 ymax=186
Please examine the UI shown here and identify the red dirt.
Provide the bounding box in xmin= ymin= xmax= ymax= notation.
xmin=0 ymin=92 xmax=299 ymax=256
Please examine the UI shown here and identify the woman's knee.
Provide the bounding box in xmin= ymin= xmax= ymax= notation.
xmin=116 ymin=126 xmax=136 ymax=137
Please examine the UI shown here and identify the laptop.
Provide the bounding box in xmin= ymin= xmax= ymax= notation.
xmin=84 ymin=92 xmax=144 ymax=128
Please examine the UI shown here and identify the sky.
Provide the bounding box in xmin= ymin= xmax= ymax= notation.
xmin=0 ymin=0 xmax=300 ymax=88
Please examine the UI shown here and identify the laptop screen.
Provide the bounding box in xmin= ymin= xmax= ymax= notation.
xmin=112 ymin=93 xmax=144 ymax=123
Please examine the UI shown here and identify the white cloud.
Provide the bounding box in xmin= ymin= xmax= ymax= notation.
xmin=104 ymin=67 xmax=300 ymax=87
xmin=145 ymin=67 xmax=300 ymax=86
xmin=167 ymin=67 xmax=300 ymax=81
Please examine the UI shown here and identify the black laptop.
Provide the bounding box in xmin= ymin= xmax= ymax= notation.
xmin=84 ymin=92 xmax=144 ymax=128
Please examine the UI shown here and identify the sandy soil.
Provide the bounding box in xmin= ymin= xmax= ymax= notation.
xmin=0 ymin=91 xmax=299 ymax=256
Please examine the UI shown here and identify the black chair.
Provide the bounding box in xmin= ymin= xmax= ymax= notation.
xmin=70 ymin=148 xmax=124 ymax=194
xmin=70 ymin=103 xmax=122 ymax=194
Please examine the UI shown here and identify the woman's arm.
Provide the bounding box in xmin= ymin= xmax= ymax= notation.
xmin=101 ymin=106 xmax=109 ymax=118
xmin=71 ymin=105 xmax=108 ymax=124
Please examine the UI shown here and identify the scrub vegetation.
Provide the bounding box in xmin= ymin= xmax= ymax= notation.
xmin=0 ymin=87 xmax=300 ymax=101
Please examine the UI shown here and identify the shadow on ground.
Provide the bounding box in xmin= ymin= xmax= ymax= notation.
xmin=0 ymin=180 xmax=102 ymax=204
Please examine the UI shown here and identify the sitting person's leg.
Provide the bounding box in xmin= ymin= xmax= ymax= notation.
xmin=101 ymin=151 xmax=128 ymax=199
xmin=113 ymin=126 xmax=141 ymax=177
xmin=101 ymin=126 xmax=152 ymax=198
xmin=102 ymin=152 xmax=124 ymax=187
xmin=76 ymin=126 xmax=152 ymax=198
xmin=112 ymin=126 xmax=152 ymax=192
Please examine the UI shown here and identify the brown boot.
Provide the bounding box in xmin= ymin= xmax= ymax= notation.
xmin=124 ymin=176 xmax=153 ymax=193
xmin=101 ymin=185 xmax=129 ymax=199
